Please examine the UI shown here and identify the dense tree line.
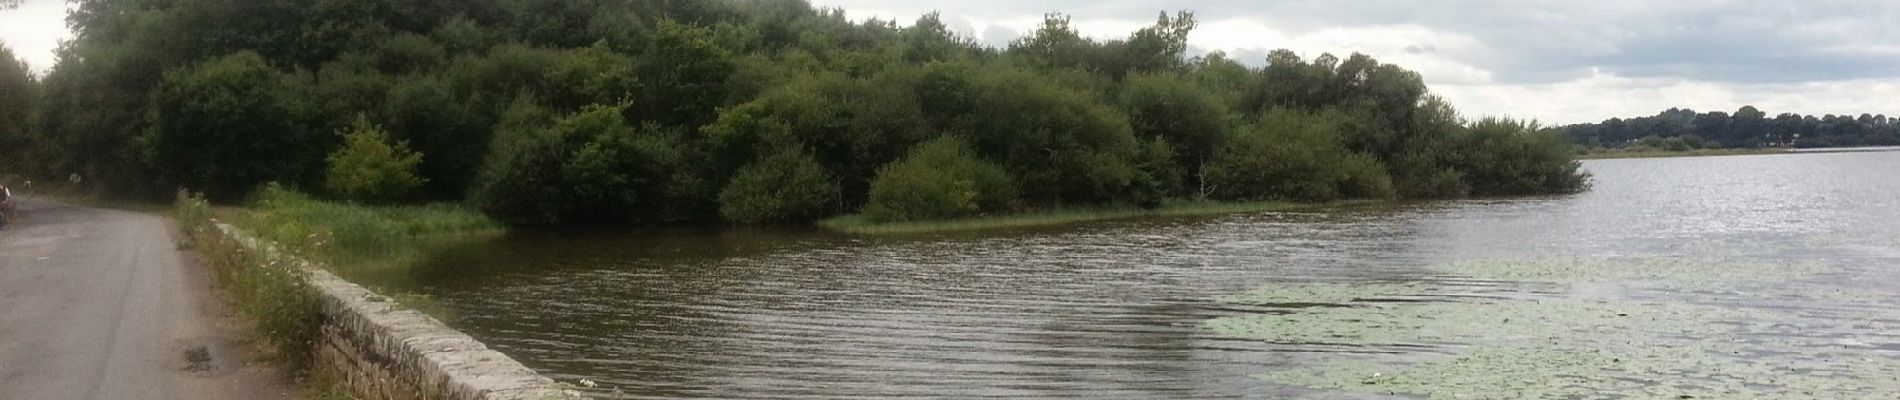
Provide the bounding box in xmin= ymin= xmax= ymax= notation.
xmin=0 ymin=43 xmax=36 ymax=178
xmin=0 ymin=0 xmax=1587 ymax=226
xmin=1563 ymin=106 xmax=1900 ymax=150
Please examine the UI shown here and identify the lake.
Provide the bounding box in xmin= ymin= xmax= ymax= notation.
xmin=404 ymin=150 xmax=1900 ymax=399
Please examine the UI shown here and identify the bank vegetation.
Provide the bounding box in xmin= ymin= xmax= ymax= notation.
xmin=3 ymin=0 xmax=1587 ymax=232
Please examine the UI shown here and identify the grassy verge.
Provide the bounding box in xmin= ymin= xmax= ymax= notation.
xmin=820 ymin=199 xmax=1382 ymax=235
xmin=174 ymin=190 xmax=324 ymax=371
xmin=174 ymin=186 xmax=503 ymax=398
xmin=222 ymin=185 xmax=502 ymax=290
xmin=1578 ymin=147 xmax=1790 ymax=160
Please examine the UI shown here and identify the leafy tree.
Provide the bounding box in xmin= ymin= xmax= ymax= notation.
xmin=1205 ymin=109 xmax=1393 ymax=202
xmin=1008 ymin=14 xmax=1095 ymax=71
xmin=1185 ymin=51 xmax=1254 ymax=110
xmin=0 ymin=43 xmax=36 ymax=175
xmin=900 ymin=12 xmax=973 ymax=63
xmin=469 ymin=96 xmax=565 ymax=224
xmin=431 ymin=15 xmax=495 ymax=55
xmin=1129 ymin=137 xmax=1183 ymax=206
xmin=556 ymin=107 xmax=683 ymax=224
xmin=314 ymin=54 xmax=394 ymax=130
xmin=862 ymin=136 xmax=1015 ymax=222
xmin=718 ymin=148 xmax=838 ymax=224
xmin=1729 ymin=105 xmax=1767 ymax=147
xmin=1118 ymin=72 xmax=1231 ymax=187
xmin=1565 ymin=105 xmax=1900 ymax=150
xmin=702 ymin=71 xmax=930 ymax=209
xmin=324 ymin=116 xmax=425 ymax=203
xmin=631 ymin=20 xmax=735 ymax=127
xmin=470 ymin=103 xmax=684 ymax=224
xmin=371 ymin=34 xmax=448 ymax=74
xmin=960 ymin=67 xmax=1139 ymax=205
xmin=1116 ymin=12 xmax=1196 ymax=75
xmin=382 ymin=75 xmax=488 ymax=197
xmin=140 ymin=51 xmax=323 ymax=201
xmin=543 ymin=44 xmax=637 ymax=111
xmin=1451 ymin=118 xmax=1588 ymax=196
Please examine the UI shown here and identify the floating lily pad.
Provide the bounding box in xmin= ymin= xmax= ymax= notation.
xmin=1211 ymin=258 xmax=1900 ymax=399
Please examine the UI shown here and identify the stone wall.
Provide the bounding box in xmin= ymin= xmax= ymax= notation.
xmin=214 ymin=223 xmax=580 ymax=400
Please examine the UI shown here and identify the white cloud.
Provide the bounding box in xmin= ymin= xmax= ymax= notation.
xmin=1192 ymin=21 xmax=1499 ymax=86
xmin=812 ymin=1 xmax=1900 ymax=123
xmin=0 ymin=0 xmax=71 ymax=76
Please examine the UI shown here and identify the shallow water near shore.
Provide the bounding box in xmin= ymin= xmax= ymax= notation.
xmin=397 ymin=151 xmax=1900 ymax=399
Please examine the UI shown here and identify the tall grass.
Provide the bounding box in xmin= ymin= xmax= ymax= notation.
xmin=174 ymin=190 xmax=322 ymax=369
xmin=229 ymin=184 xmax=501 ymax=287
xmin=174 ymin=185 xmax=502 ymax=370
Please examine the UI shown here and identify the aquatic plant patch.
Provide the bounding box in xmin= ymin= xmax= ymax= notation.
xmin=1209 ymin=258 xmax=1900 ymax=399
xmin=1216 ymin=282 xmax=1455 ymax=306
xmin=1432 ymin=258 xmax=1835 ymax=285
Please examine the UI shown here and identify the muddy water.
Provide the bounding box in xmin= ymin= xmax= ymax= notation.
xmin=405 ymin=151 xmax=1900 ymax=399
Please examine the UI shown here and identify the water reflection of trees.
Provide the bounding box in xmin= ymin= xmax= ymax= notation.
xmin=405 ymin=205 xmax=1452 ymax=398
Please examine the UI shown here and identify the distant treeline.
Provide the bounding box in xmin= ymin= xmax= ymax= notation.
xmin=1563 ymin=107 xmax=1900 ymax=151
xmin=0 ymin=0 xmax=1586 ymax=226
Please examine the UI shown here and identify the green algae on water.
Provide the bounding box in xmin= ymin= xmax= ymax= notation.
xmin=1265 ymin=344 xmax=1900 ymax=400
xmin=1434 ymin=258 xmax=1835 ymax=284
xmin=1210 ymin=258 xmax=1900 ymax=399
xmin=1208 ymin=298 xmax=1745 ymax=347
xmin=1217 ymin=282 xmax=1456 ymax=305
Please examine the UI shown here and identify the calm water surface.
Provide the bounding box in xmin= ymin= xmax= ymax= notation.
xmin=405 ymin=151 xmax=1900 ymax=399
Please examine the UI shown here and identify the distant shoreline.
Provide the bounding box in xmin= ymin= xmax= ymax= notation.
xmin=1787 ymin=145 xmax=1900 ymax=154
xmin=1578 ymin=148 xmax=1790 ymax=160
xmin=1581 ymin=146 xmax=1900 ymax=160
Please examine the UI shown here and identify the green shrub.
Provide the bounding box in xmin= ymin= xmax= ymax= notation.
xmin=0 ymin=43 xmax=35 ymax=176
xmin=1118 ymin=72 xmax=1231 ymax=179
xmin=173 ymin=189 xmax=321 ymax=369
xmin=1129 ymin=137 xmax=1183 ymax=207
xmin=372 ymin=34 xmax=447 ymax=73
xmin=1449 ymin=118 xmax=1591 ymax=196
xmin=698 ymin=71 xmax=932 ymax=209
xmin=324 ymin=116 xmax=425 ymax=203
xmin=961 ymin=67 xmax=1140 ymax=205
xmin=467 ymin=111 xmax=567 ymax=224
xmin=862 ymin=136 xmax=1016 ymax=222
xmin=1395 ymin=165 xmax=1472 ymax=199
xmin=1206 ymin=109 xmax=1396 ymax=202
xmin=381 ymin=76 xmax=489 ymax=198
xmin=430 ymin=15 xmax=494 ymax=54
xmin=470 ymin=104 xmax=684 ymax=225
xmin=718 ymin=148 xmax=838 ymax=224
xmin=1336 ymin=151 xmax=1398 ymax=199
xmin=556 ymin=110 xmax=681 ymax=223
xmin=313 ymin=56 xmax=392 ymax=131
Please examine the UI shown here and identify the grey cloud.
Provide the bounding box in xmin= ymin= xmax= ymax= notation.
xmin=815 ymin=0 xmax=1900 ymax=85
xmin=981 ymin=25 xmax=1020 ymax=48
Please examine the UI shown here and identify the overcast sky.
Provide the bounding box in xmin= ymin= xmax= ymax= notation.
xmin=7 ymin=1 xmax=1900 ymax=124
